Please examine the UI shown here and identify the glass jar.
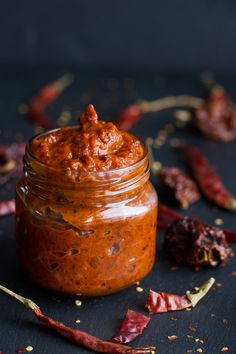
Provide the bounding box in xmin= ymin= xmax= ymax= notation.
xmin=16 ymin=129 xmax=158 ymax=296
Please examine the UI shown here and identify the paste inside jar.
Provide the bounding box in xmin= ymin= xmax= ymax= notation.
xmin=31 ymin=104 xmax=144 ymax=178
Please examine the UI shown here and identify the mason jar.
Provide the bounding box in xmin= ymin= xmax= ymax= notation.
xmin=16 ymin=129 xmax=158 ymax=296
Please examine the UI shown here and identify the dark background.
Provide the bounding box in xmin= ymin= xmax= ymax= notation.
xmin=0 ymin=0 xmax=236 ymax=72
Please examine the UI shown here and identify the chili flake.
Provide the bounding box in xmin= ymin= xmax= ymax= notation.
xmin=167 ymin=335 xmax=178 ymax=341
xmin=188 ymin=326 xmax=197 ymax=333
xmin=136 ymin=286 xmax=144 ymax=293
xmin=75 ymin=300 xmax=82 ymax=307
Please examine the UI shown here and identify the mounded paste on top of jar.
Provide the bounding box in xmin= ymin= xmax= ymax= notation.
xmin=31 ymin=105 xmax=144 ymax=176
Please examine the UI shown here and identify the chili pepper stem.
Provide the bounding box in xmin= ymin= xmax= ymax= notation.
xmin=0 ymin=285 xmax=39 ymax=311
xmin=138 ymin=95 xmax=204 ymax=114
xmin=186 ymin=277 xmax=215 ymax=308
xmin=50 ymin=73 xmax=74 ymax=93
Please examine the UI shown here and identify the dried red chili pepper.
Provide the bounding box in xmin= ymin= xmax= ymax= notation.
xmin=194 ymin=87 xmax=236 ymax=141
xmin=27 ymin=74 xmax=73 ymax=130
xmin=180 ymin=144 xmax=236 ymax=212
xmin=158 ymin=167 xmax=200 ymax=209
xmin=164 ymin=217 xmax=233 ymax=267
xmin=113 ymin=309 xmax=150 ymax=344
xmin=158 ymin=203 xmax=181 ymax=230
xmin=146 ymin=290 xmax=191 ymax=314
xmin=146 ymin=278 xmax=215 ymax=314
xmin=0 ymin=199 xmax=15 ymax=216
xmin=116 ymin=105 xmax=142 ymax=130
xmin=0 ymin=285 xmax=155 ymax=354
xmin=0 ymin=143 xmax=25 ymax=186
xmin=158 ymin=202 xmax=236 ymax=244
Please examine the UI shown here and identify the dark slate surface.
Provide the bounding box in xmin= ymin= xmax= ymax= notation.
xmin=0 ymin=68 xmax=236 ymax=354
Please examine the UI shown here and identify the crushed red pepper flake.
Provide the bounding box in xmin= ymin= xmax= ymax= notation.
xmin=231 ymin=271 xmax=236 ymax=276
xmin=167 ymin=335 xmax=178 ymax=341
xmin=170 ymin=317 xmax=177 ymax=321
xmin=188 ymin=326 xmax=197 ymax=333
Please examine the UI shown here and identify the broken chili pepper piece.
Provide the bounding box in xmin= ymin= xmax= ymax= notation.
xmin=164 ymin=217 xmax=233 ymax=267
xmin=158 ymin=167 xmax=200 ymax=209
xmin=26 ymin=74 xmax=73 ymax=130
xmin=113 ymin=309 xmax=150 ymax=344
xmin=116 ymin=105 xmax=142 ymax=130
xmin=146 ymin=291 xmax=191 ymax=314
xmin=194 ymin=87 xmax=236 ymax=142
xmin=146 ymin=278 xmax=215 ymax=314
xmin=180 ymin=144 xmax=236 ymax=212
xmin=0 ymin=285 xmax=155 ymax=354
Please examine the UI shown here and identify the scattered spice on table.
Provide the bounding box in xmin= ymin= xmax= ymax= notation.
xmin=196 ymin=348 xmax=203 ymax=353
xmin=222 ymin=319 xmax=229 ymax=326
xmin=75 ymin=300 xmax=82 ymax=307
xmin=136 ymin=287 xmax=144 ymax=293
xmin=231 ymin=271 xmax=236 ymax=276
xmin=25 ymin=74 xmax=73 ymax=130
xmin=188 ymin=326 xmax=197 ymax=333
xmin=146 ymin=278 xmax=215 ymax=314
xmin=167 ymin=335 xmax=178 ymax=341
xmin=221 ymin=346 xmax=229 ymax=352
xmin=193 ymin=86 xmax=236 ymax=141
xmin=214 ymin=218 xmax=224 ymax=226
xmin=112 ymin=310 xmax=150 ymax=344
xmin=158 ymin=167 xmax=200 ymax=209
xmin=180 ymin=144 xmax=236 ymax=212
xmin=170 ymin=317 xmax=177 ymax=321
xmin=0 ymin=285 xmax=155 ymax=354
xmin=164 ymin=217 xmax=233 ymax=267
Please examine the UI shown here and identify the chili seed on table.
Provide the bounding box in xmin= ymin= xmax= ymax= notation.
xmin=25 ymin=347 xmax=33 ymax=352
xmin=214 ymin=218 xmax=224 ymax=225
xmin=188 ymin=326 xmax=197 ymax=333
xmin=75 ymin=319 xmax=81 ymax=324
xmin=136 ymin=286 xmax=144 ymax=293
xmin=221 ymin=348 xmax=229 ymax=352
xmin=167 ymin=335 xmax=178 ymax=341
xmin=196 ymin=349 xmax=203 ymax=353
xmin=75 ymin=300 xmax=82 ymax=307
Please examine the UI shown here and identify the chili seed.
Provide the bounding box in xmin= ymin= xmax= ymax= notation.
xmin=214 ymin=218 xmax=224 ymax=225
xmin=167 ymin=335 xmax=178 ymax=341
xmin=222 ymin=319 xmax=229 ymax=325
xmin=75 ymin=319 xmax=81 ymax=324
xmin=75 ymin=300 xmax=82 ymax=307
xmin=196 ymin=349 xmax=203 ymax=353
xmin=26 ymin=347 xmax=33 ymax=352
xmin=221 ymin=347 xmax=229 ymax=352
xmin=136 ymin=286 xmax=144 ymax=293
xmin=188 ymin=326 xmax=197 ymax=333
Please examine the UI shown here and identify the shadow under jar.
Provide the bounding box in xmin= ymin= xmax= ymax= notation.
xmin=16 ymin=130 xmax=158 ymax=296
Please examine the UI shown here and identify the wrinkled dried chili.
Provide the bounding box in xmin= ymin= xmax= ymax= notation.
xmin=164 ymin=217 xmax=233 ymax=267
xmin=158 ymin=202 xmax=236 ymax=244
xmin=0 ymin=285 xmax=155 ymax=354
xmin=116 ymin=96 xmax=203 ymax=131
xmin=146 ymin=278 xmax=215 ymax=314
xmin=27 ymin=74 xmax=73 ymax=130
xmin=180 ymin=145 xmax=236 ymax=211
xmin=194 ymin=87 xmax=236 ymax=142
xmin=113 ymin=310 xmax=150 ymax=344
xmin=158 ymin=167 xmax=200 ymax=209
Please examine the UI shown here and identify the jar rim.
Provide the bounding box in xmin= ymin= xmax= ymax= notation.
xmin=26 ymin=125 xmax=149 ymax=177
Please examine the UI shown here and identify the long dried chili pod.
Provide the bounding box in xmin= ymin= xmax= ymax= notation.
xmin=180 ymin=145 xmax=236 ymax=211
xmin=0 ymin=285 xmax=155 ymax=354
xmin=26 ymin=74 xmax=73 ymax=130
